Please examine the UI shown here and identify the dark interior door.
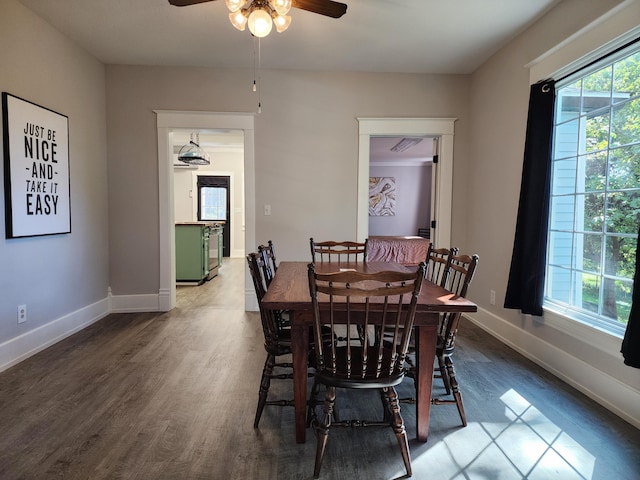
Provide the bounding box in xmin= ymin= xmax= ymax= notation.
xmin=197 ymin=175 xmax=231 ymax=257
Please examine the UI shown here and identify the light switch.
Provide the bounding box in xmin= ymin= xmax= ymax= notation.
xmin=264 ymin=204 xmax=271 ymax=216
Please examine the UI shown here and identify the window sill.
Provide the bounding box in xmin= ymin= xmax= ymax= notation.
xmin=542 ymin=304 xmax=624 ymax=358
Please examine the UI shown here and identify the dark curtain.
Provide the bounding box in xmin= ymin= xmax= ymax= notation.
xmin=622 ymin=227 xmax=640 ymax=368
xmin=504 ymin=80 xmax=555 ymax=316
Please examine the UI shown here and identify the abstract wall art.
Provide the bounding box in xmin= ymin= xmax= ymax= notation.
xmin=369 ymin=176 xmax=396 ymax=216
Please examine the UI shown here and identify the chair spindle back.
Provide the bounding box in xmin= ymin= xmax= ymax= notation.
xmin=307 ymin=263 xmax=425 ymax=384
xmin=310 ymin=238 xmax=368 ymax=263
xmin=247 ymin=252 xmax=282 ymax=349
xmin=426 ymin=244 xmax=458 ymax=287
xmin=258 ymin=240 xmax=278 ymax=287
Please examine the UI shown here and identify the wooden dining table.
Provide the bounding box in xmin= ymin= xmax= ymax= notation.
xmin=261 ymin=261 xmax=478 ymax=444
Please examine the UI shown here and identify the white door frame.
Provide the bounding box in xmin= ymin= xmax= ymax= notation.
xmin=357 ymin=117 xmax=456 ymax=247
xmin=155 ymin=110 xmax=255 ymax=312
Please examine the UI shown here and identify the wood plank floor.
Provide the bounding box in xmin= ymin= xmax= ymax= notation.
xmin=0 ymin=257 xmax=639 ymax=479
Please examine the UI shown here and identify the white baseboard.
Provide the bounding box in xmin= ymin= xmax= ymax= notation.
xmin=0 ymin=298 xmax=109 ymax=373
xmin=0 ymin=291 xmax=163 ymax=373
xmin=110 ymin=292 xmax=161 ymax=313
xmin=158 ymin=288 xmax=173 ymax=312
xmin=467 ymin=307 xmax=640 ymax=429
xmin=246 ymin=288 xmax=258 ymax=312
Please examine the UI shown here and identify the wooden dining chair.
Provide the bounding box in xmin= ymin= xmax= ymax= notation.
xmin=309 ymin=237 xmax=368 ymax=263
xmin=424 ymin=244 xmax=457 ymax=386
xmin=246 ymin=251 xmax=295 ymax=428
xmin=310 ymin=237 xmax=371 ymax=343
xmin=431 ymin=252 xmax=479 ymax=427
xmin=306 ymin=262 xmax=426 ymax=478
xmin=393 ymin=244 xmax=457 ymax=385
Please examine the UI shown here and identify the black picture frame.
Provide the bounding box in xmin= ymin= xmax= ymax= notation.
xmin=2 ymin=92 xmax=71 ymax=238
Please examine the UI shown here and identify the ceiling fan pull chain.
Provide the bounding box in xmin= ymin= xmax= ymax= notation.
xmin=258 ymin=36 xmax=262 ymax=113
xmin=253 ymin=34 xmax=257 ymax=93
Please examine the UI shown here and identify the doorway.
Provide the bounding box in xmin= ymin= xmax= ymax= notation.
xmin=156 ymin=111 xmax=256 ymax=312
xmin=368 ymin=136 xmax=434 ymax=237
xmin=357 ymin=117 xmax=456 ymax=248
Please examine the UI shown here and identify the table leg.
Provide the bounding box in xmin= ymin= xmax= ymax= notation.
xmin=415 ymin=322 xmax=437 ymax=442
xmin=291 ymin=313 xmax=309 ymax=444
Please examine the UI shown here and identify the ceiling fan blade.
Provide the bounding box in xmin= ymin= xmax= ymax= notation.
xmin=168 ymin=0 xmax=217 ymax=6
xmin=292 ymin=0 xmax=347 ymax=18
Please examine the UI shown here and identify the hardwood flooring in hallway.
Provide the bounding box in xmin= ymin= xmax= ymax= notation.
xmin=0 ymin=257 xmax=638 ymax=479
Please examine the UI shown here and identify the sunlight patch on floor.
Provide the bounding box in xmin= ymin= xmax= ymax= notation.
xmin=408 ymin=388 xmax=595 ymax=479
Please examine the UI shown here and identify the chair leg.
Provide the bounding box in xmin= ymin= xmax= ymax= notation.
xmin=436 ymin=353 xmax=451 ymax=394
xmin=313 ymin=386 xmax=335 ymax=479
xmin=254 ymin=353 xmax=275 ymax=429
xmin=385 ymin=386 xmax=412 ymax=477
xmin=380 ymin=388 xmax=392 ymax=422
xmin=433 ymin=357 xmax=467 ymax=427
xmin=446 ymin=357 xmax=467 ymax=427
xmin=307 ymin=379 xmax=320 ymax=427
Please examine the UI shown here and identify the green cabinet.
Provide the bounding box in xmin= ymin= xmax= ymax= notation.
xmin=175 ymin=223 xmax=210 ymax=283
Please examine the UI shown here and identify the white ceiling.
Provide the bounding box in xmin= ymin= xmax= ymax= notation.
xmin=18 ymin=0 xmax=560 ymax=74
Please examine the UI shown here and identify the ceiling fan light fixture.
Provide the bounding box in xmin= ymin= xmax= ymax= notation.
xmin=270 ymin=0 xmax=291 ymax=15
xmin=175 ymin=0 xmax=347 ymax=38
xmin=273 ymin=13 xmax=291 ymax=32
xmin=224 ymin=0 xmax=293 ymax=37
xmin=229 ymin=10 xmax=248 ymax=30
xmin=225 ymin=0 xmax=247 ymax=12
xmin=248 ymin=8 xmax=273 ymax=37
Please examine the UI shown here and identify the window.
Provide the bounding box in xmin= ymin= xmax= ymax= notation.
xmin=199 ymin=186 xmax=227 ymax=221
xmin=546 ymin=44 xmax=640 ymax=335
xmin=197 ymin=175 xmax=229 ymax=222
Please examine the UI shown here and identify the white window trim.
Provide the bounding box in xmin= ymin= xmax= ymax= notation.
xmin=527 ymin=1 xmax=640 ymax=84
xmin=525 ymin=2 xmax=640 ymax=342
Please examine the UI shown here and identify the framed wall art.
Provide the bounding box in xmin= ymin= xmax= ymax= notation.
xmin=369 ymin=176 xmax=396 ymax=216
xmin=2 ymin=92 xmax=71 ymax=238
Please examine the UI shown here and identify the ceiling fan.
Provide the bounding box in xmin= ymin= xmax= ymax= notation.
xmin=168 ymin=0 xmax=348 ymax=20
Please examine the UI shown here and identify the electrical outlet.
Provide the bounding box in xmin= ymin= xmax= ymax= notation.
xmin=17 ymin=305 xmax=27 ymax=324
xmin=264 ymin=204 xmax=271 ymax=216
xmin=490 ymin=290 xmax=496 ymax=306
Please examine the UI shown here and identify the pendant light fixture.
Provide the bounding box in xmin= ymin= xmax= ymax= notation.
xmin=178 ymin=133 xmax=210 ymax=165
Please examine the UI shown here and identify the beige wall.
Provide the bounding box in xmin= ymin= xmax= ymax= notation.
xmin=106 ymin=66 xmax=470 ymax=294
xmin=0 ymin=0 xmax=108 ymax=368
xmin=467 ymin=0 xmax=639 ymax=426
